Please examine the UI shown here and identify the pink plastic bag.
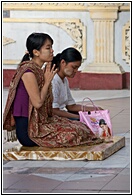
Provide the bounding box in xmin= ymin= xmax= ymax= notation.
xmin=79 ymin=97 xmax=113 ymax=137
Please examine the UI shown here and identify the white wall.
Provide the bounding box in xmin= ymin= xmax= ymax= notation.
xmin=115 ymin=11 xmax=130 ymax=72
xmin=3 ymin=8 xmax=130 ymax=72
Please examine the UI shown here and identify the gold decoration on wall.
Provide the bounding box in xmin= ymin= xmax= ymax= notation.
xmin=3 ymin=2 xmax=88 ymax=11
xmin=122 ymin=21 xmax=130 ymax=64
xmin=3 ymin=36 xmax=15 ymax=45
xmin=49 ymin=20 xmax=86 ymax=58
xmin=2 ymin=2 xmax=130 ymax=11
xmin=3 ymin=18 xmax=86 ymax=59
xmin=87 ymin=3 xmax=124 ymax=7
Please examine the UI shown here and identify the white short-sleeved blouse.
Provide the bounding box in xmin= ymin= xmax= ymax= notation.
xmin=52 ymin=74 xmax=75 ymax=110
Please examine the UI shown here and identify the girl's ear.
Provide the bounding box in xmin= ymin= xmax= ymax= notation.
xmin=60 ymin=59 xmax=67 ymax=67
xmin=33 ymin=49 xmax=40 ymax=57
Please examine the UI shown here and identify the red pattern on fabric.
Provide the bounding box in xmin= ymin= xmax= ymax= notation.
xmin=3 ymin=61 xmax=103 ymax=147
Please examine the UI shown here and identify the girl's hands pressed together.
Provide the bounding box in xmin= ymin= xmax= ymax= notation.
xmin=43 ymin=62 xmax=58 ymax=85
xmin=21 ymin=63 xmax=57 ymax=109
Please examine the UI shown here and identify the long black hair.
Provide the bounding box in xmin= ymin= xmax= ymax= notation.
xmin=51 ymin=47 xmax=82 ymax=70
xmin=21 ymin=32 xmax=53 ymax=63
xmin=99 ymin=119 xmax=107 ymax=126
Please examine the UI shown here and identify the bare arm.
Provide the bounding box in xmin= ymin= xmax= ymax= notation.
xmin=66 ymin=104 xmax=103 ymax=112
xmin=53 ymin=103 xmax=103 ymax=119
xmin=22 ymin=63 xmax=57 ymax=109
xmin=53 ymin=108 xmax=79 ymax=119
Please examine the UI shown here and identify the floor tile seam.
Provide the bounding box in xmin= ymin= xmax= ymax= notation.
xmin=99 ymin=172 xmax=120 ymax=191
xmin=54 ymin=165 xmax=88 ymax=182
xmin=3 ymin=188 xmax=53 ymax=193
xmin=53 ymin=186 xmax=120 ymax=192
xmin=123 ymin=130 xmax=131 ymax=137
xmin=65 ymin=173 xmax=116 ymax=180
xmin=100 ymin=168 xmax=130 ymax=191
xmin=118 ymin=166 xmax=131 ymax=175
xmin=111 ymin=109 xmax=126 ymax=119
xmin=31 ymin=167 xmax=91 ymax=181
xmin=98 ymin=190 xmax=130 ymax=193
xmin=3 ymin=189 xmax=130 ymax=194
xmin=53 ymin=187 xmax=100 ymax=192
xmin=47 ymin=180 xmax=65 ymax=192
xmin=3 ymin=175 xmax=29 ymax=190
xmin=3 ymin=167 xmax=128 ymax=172
xmin=3 ymin=188 xmax=52 ymax=193
xmin=5 ymin=168 xmax=48 ymax=176
xmin=31 ymin=174 xmax=118 ymax=183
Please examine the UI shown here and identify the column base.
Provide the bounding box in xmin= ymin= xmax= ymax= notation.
xmin=67 ymin=72 xmax=130 ymax=90
xmin=82 ymin=63 xmax=125 ymax=74
xmin=3 ymin=69 xmax=130 ymax=90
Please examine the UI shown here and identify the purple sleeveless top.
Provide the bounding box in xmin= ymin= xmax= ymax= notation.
xmin=13 ymin=69 xmax=32 ymax=117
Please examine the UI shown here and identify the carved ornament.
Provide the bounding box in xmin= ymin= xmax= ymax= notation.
xmin=3 ymin=36 xmax=15 ymax=45
xmin=3 ymin=18 xmax=86 ymax=59
xmin=87 ymin=3 xmax=124 ymax=6
xmin=3 ymin=2 xmax=130 ymax=11
xmin=49 ymin=20 xmax=86 ymax=58
xmin=122 ymin=21 xmax=130 ymax=64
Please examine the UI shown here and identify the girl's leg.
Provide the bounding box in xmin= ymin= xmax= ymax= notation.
xmin=14 ymin=116 xmax=38 ymax=147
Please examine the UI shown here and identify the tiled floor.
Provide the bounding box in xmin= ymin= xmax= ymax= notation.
xmin=3 ymin=89 xmax=131 ymax=194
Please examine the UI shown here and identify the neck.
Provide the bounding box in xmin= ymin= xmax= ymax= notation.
xmin=32 ymin=59 xmax=44 ymax=69
xmin=57 ymin=71 xmax=65 ymax=81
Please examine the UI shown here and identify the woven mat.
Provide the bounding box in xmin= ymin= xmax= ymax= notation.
xmin=3 ymin=136 xmax=125 ymax=161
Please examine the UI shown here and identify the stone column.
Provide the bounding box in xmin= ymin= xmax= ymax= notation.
xmin=83 ymin=6 xmax=124 ymax=73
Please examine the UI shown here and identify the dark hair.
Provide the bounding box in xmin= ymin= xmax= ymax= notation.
xmin=52 ymin=47 xmax=82 ymax=70
xmin=21 ymin=32 xmax=53 ymax=63
xmin=99 ymin=119 xmax=107 ymax=126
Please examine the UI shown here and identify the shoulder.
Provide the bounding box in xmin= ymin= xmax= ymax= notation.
xmin=19 ymin=61 xmax=40 ymax=71
xmin=25 ymin=69 xmax=33 ymax=73
xmin=53 ymin=73 xmax=59 ymax=80
xmin=64 ymin=77 xmax=69 ymax=85
xmin=18 ymin=61 xmax=34 ymax=72
xmin=52 ymin=74 xmax=61 ymax=84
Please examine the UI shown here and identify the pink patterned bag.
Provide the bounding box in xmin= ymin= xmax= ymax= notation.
xmin=79 ymin=97 xmax=113 ymax=138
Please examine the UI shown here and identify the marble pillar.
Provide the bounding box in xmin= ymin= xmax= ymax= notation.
xmin=83 ymin=6 xmax=124 ymax=73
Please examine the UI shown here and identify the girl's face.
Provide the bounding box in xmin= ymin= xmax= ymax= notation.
xmin=38 ymin=39 xmax=54 ymax=62
xmin=63 ymin=61 xmax=81 ymax=78
xmin=100 ymin=124 xmax=108 ymax=131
